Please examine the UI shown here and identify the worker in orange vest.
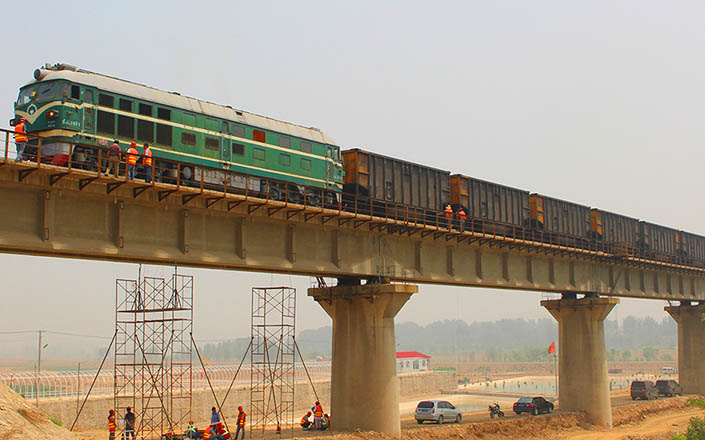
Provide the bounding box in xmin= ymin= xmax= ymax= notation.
xmin=235 ymin=406 xmax=246 ymax=439
xmin=107 ymin=409 xmax=116 ymax=440
xmin=312 ymin=401 xmax=323 ymax=430
xmin=142 ymin=143 xmax=153 ymax=183
xmin=203 ymin=426 xmax=213 ymax=440
xmin=443 ymin=204 xmax=454 ymax=229
xmin=14 ymin=117 xmax=28 ymax=162
xmin=300 ymin=411 xmax=312 ymax=430
xmin=457 ymin=207 xmax=467 ymax=232
xmin=126 ymin=141 xmax=138 ymax=179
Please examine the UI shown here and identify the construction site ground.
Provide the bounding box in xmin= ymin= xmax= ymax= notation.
xmin=69 ymin=393 xmax=701 ymax=440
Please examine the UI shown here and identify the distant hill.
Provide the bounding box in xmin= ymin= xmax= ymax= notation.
xmin=200 ymin=316 xmax=676 ymax=362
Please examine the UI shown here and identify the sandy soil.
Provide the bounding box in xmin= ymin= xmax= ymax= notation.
xmin=0 ymin=383 xmax=78 ymax=440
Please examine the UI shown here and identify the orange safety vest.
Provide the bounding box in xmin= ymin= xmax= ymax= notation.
xmin=300 ymin=416 xmax=310 ymax=426
xmin=143 ymin=147 xmax=152 ymax=166
xmin=14 ymin=122 xmax=27 ymax=143
xmin=126 ymin=147 xmax=138 ymax=165
xmin=203 ymin=427 xmax=213 ymax=439
xmin=237 ymin=412 xmax=246 ymax=427
xmin=443 ymin=206 xmax=453 ymax=218
xmin=457 ymin=210 xmax=466 ymax=220
xmin=108 ymin=415 xmax=116 ymax=432
xmin=314 ymin=405 xmax=323 ymax=417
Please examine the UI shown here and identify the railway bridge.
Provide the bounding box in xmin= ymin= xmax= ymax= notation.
xmin=0 ymin=133 xmax=703 ymax=436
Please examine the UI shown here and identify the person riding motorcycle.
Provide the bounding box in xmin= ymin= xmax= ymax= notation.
xmin=489 ymin=402 xmax=504 ymax=418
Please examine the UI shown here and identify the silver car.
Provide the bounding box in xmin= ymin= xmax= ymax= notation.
xmin=415 ymin=400 xmax=462 ymax=424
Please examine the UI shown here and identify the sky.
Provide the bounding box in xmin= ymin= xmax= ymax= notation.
xmin=1 ymin=1 xmax=703 ymax=360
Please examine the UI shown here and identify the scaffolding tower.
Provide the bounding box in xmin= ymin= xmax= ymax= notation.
xmin=251 ymin=287 xmax=296 ymax=438
xmin=115 ymin=271 xmax=193 ymax=440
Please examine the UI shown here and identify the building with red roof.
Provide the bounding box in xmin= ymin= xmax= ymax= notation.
xmin=396 ymin=351 xmax=431 ymax=373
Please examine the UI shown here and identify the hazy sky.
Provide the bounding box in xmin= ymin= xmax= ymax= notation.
xmin=1 ymin=1 xmax=702 ymax=359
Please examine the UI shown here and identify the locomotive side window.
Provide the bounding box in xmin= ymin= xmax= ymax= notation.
xmin=157 ymin=124 xmax=172 ymax=146
xmin=84 ymin=90 xmax=93 ymax=103
xmin=98 ymin=94 xmax=114 ymax=107
xmin=119 ymin=99 xmax=132 ymax=112
xmin=97 ymin=111 xmax=115 ymax=135
xmin=300 ymin=141 xmax=311 ymax=153
xmin=232 ymin=125 xmax=245 ymax=138
xmin=279 ymin=153 xmax=291 ymax=166
xmin=70 ymin=85 xmax=80 ymax=100
xmin=279 ymin=136 xmax=291 ymax=148
xmin=138 ymin=119 xmax=154 ymax=142
xmin=205 ymin=137 xmax=219 ymax=151
xmin=138 ymin=103 xmax=152 ymax=116
xmin=118 ymin=114 xmax=135 ymax=138
xmin=158 ymin=108 xmax=171 ymax=120
xmin=253 ymin=148 xmax=266 ymax=161
xmin=253 ymin=130 xmax=266 ymax=143
xmin=232 ymin=143 xmax=245 ymax=156
xmin=301 ymin=158 xmax=312 ymax=170
xmin=181 ymin=132 xmax=196 ymax=146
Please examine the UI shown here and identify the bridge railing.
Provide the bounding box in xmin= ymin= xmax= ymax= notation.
xmin=2 ymin=127 xmax=704 ymax=271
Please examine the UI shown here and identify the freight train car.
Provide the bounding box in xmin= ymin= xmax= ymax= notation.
xmin=679 ymin=231 xmax=705 ymax=268
xmin=342 ymin=148 xmax=451 ymax=221
xmin=529 ymin=194 xmax=591 ymax=246
xmin=639 ymin=222 xmax=680 ymax=263
xmin=11 ymin=63 xmax=343 ymax=204
xmin=590 ymin=209 xmax=641 ymax=254
xmin=450 ymin=174 xmax=529 ymax=236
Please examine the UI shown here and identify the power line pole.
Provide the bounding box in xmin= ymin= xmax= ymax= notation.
xmin=36 ymin=330 xmax=42 ymax=406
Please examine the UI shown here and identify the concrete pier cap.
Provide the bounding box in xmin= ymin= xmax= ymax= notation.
xmin=541 ymin=295 xmax=619 ymax=428
xmin=665 ymin=302 xmax=705 ymax=395
xmin=308 ymin=282 xmax=418 ymax=437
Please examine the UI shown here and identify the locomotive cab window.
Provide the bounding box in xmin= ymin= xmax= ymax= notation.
xmin=69 ymin=84 xmax=80 ymax=100
xmin=84 ymin=90 xmax=93 ymax=103
xmin=17 ymin=87 xmax=34 ymax=105
xmin=36 ymin=82 xmax=58 ymax=101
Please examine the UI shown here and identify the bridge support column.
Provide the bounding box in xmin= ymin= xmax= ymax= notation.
xmin=665 ymin=302 xmax=705 ymax=395
xmin=309 ymin=283 xmax=418 ymax=437
xmin=541 ymin=296 xmax=618 ymax=428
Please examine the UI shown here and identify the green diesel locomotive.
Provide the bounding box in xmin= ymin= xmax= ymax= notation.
xmin=12 ymin=63 xmax=343 ymax=202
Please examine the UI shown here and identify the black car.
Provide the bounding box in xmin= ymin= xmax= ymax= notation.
xmin=513 ymin=396 xmax=554 ymax=416
xmin=630 ymin=380 xmax=658 ymax=400
xmin=655 ymin=380 xmax=683 ymax=397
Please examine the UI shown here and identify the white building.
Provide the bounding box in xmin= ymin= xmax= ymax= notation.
xmin=396 ymin=351 xmax=431 ymax=373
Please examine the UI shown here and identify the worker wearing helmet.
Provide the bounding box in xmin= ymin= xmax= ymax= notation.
xmin=300 ymin=411 xmax=312 ymax=430
xmin=185 ymin=420 xmax=197 ymax=439
xmin=107 ymin=409 xmax=116 ymax=440
xmin=126 ymin=141 xmax=139 ymax=180
xmin=235 ymin=405 xmax=246 ymax=439
xmin=443 ymin=204 xmax=453 ymax=229
xmin=14 ymin=117 xmax=28 ymax=162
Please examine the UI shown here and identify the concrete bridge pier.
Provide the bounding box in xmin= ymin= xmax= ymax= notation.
xmin=665 ymin=302 xmax=705 ymax=395
xmin=308 ymin=282 xmax=418 ymax=438
xmin=541 ymin=295 xmax=619 ymax=428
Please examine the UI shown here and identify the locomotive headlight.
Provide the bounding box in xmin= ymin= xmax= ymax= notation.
xmin=46 ymin=110 xmax=58 ymax=120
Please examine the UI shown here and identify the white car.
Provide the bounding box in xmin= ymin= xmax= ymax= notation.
xmin=415 ymin=400 xmax=462 ymax=424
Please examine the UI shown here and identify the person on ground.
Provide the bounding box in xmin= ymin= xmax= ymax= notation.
xmin=105 ymin=140 xmax=121 ymax=177
xmin=185 ymin=420 xmax=197 ymax=439
xmin=14 ymin=117 xmax=27 ymax=162
xmin=210 ymin=406 xmax=221 ymax=432
xmin=312 ymin=401 xmax=323 ymax=430
xmin=235 ymin=405 xmax=246 ymax=439
xmin=300 ymin=411 xmax=312 ymax=430
xmin=142 ymin=143 xmax=153 ymax=183
xmin=124 ymin=406 xmax=136 ymax=439
xmin=126 ymin=141 xmax=138 ymax=180
xmin=443 ymin=204 xmax=454 ymax=229
xmin=108 ymin=409 xmax=116 ymax=440
xmin=320 ymin=413 xmax=330 ymax=431
xmin=457 ymin=207 xmax=466 ymax=232
xmin=203 ymin=425 xmax=214 ymax=440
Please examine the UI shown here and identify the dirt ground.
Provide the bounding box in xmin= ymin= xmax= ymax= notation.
xmin=0 ymin=383 xmax=78 ymax=440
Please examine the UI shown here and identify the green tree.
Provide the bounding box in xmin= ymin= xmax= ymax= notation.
xmin=622 ymin=350 xmax=632 ymax=361
xmin=661 ymin=353 xmax=674 ymax=361
xmin=643 ymin=346 xmax=659 ymax=361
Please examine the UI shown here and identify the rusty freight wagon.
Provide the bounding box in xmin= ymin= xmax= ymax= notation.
xmin=450 ymin=175 xmax=529 ymax=236
xmin=529 ymin=194 xmax=592 ymax=247
xmin=342 ymin=148 xmax=451 ymax=222
xmin=678 ymin=231 xmax=705 ymax=268
xmin=639 ymin=222 xmax=680 ymax=263
xmin=590 ymin=209 xmax=641 ymax=255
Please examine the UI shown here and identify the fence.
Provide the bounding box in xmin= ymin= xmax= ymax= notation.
xmin=0 ymin=362 xmax=331 ymax=400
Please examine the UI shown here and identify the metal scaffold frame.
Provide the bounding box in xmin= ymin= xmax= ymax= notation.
xmin=251 ymin=287 xmax=296 ymax=438
xmin=115 ymin=270 xmax=193 ymax=440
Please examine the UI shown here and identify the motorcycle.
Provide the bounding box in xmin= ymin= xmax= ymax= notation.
xmin=489 ymin=403 xmax=505 ymax=419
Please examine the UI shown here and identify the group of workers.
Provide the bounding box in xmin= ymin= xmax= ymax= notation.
xmin=443 ymin=204 xmax=467 ymax=231
xmin=300 ymin=401 xmax=330 ymax=431
xmin=105 ymin=140 xmax=153 ymax=182
xmin=108 ymin=405 xmax=246 ymax=440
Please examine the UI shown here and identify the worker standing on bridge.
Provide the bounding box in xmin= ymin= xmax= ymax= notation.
xmin=142 ymin=143 xmax=153 ymax=183
xmin=312 ymin=401 xmax=323 ymax=430
xmin=457 ymin=207 xmax=466 ymax=232
xmin=14 ymin=117 xmax=27 ymax=162
xmin=105 ymin=140 xmax=121 ymax=177
xmin=443 ymin=204 xmax=454 ymax=230
xmin=126 ymin=141 xmax=139 ymax=180
xmin=107 ymin=409 xmax=116 ymax=440
xmin=234 ymin=405 xmax=246 ymax=439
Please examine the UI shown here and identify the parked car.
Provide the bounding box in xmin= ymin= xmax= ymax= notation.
xmin=655 ymin=379 xmax=683 ymax=397
xmin=415 ymin=400 xmax=462 ymax=424
xmin=630 ymin=380 xmax=659 ymax=400
xmin=513 ymin=396 xmax=554 ymax=416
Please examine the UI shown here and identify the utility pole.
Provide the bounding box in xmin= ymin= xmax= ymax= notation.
xmin=36 ymin=330 xmax=42 ymax=406
xmin=553 ymin=353 xmax=558 ymax=397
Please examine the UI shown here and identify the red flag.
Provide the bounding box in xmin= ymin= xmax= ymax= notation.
xmin=548 ymin=341 xmax=556 ymax=355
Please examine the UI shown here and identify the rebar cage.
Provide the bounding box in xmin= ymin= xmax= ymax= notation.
xmin=115 ymin=273 xmax=193 ymax=439
xmin=250 ymin=287 xmax=296 ymax=438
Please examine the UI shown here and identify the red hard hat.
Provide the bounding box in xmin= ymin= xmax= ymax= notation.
xmin=19 ymin=117 xmax=27 ymax=122
xmin=109 ymin=409 xmax=115 ymax=414
xmin=307 ymin=411 xmax=311 ymax=415
xmin=238 ymin=406 xmax=243 ymax=411
xmin=131 ymin=141 xmax=136 ymax=147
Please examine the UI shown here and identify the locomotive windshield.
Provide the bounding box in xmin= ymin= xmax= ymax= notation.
xmin=16 ymin=81 xmax=58 ymax=106
xmin=16 ymin=86 xmax=34 ymax=105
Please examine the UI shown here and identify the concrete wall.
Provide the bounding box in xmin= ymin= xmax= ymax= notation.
xmin=40 ymin=370 xmax=456 ymax=430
